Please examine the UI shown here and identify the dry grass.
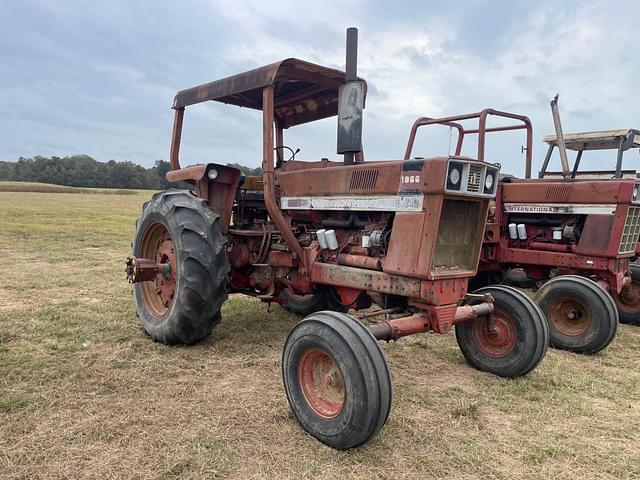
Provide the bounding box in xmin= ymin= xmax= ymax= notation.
xmin=0 ymin=181 xmax=142 ymax=195
xmin=1 ymin=190 xmax=640 ymax=479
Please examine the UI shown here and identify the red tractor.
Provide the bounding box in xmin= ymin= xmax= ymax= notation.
xmin=126 ymin=29 xmax=548 ymax=449
xmin=404 ymin=103 xmax=640 ymax=355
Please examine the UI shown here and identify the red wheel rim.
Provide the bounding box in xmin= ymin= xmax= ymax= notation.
xmin=473 ymin=311 xmax=517 ymax=357
xmin=298 ymin=348 xmax=345 ymax=419
xmin=547 ymin=297 xmax=591 ymax=337
xmin=139 ymin=222 xmax=176 ymax=317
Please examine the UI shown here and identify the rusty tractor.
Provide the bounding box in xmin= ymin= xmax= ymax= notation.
xmin=406 ymin=100 xmax=640 ymax=355
xmin=126 ymin=29 xmax=549 ymax=449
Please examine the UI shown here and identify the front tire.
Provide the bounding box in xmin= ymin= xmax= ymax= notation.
xmin=132 ymin=190 xmax=229 ymax=345
xmin=282 ymin=311 xmax=392 ymax=449
xmin=455 ymin=285 xmax=549 ymax=378
xmin=535 ymin=275 xmax=617 ymax=354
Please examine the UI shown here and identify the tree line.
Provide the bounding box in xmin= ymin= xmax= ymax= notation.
xmin=0 ymin=155 xmax=262 ymax=190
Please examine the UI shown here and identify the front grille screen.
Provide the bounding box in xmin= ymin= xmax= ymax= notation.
xmin=466 ymin=164 xmax=482 ymax=192
xmin=619 ymin=206 xmax=640 ymax=254
xmin=432 ymin=199 xmax=483 ymax=273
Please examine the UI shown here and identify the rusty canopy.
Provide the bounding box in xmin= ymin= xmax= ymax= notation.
xmin=172 ymin=58 xmax=367 ymax=129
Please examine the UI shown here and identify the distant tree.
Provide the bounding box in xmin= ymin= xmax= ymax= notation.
xmin=0 ymin=155 xmax=259 ymax=190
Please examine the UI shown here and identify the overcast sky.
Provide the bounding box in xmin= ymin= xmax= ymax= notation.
xmin=0 ymin=0 xmax=637 ymax=176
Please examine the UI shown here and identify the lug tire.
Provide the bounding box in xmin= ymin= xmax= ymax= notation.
xmin=613 ymin=264 xmax=640 ymax=326
xmin=455 ymin=285 xmax=549 ymax=378
xmin=282 ymin=311 xmax=392 ymax=449
xmin=132 ymin=189 xmax=229 ymax=345
xmin=535 ymin=275 xmax=617 ymax=354
xmin=279 ymin=287 xmax=348 ymax=316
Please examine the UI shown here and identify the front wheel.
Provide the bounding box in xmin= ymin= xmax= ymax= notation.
xmin=282 ymin=311 xmax=392 ymax=449
xmin=535 ymin=275 xmax=617 ymax=354
xmin=612 ymin=264 xmax=640 ymax=326
xmin=455 ymin=285 xmax=549 ymax=378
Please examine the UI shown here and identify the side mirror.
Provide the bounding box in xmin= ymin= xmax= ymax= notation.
xmin=337 ymin=80 xmax=364 ymax=154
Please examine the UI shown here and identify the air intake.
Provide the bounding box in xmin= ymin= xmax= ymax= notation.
xmin=545 ymin=185 xmax=572 ymax=202
xmin=349 ymin=169 xmax=379 ymax=191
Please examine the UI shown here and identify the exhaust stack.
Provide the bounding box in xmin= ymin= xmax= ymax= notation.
xmin=337 ymin=27 xmax=364 ymax=165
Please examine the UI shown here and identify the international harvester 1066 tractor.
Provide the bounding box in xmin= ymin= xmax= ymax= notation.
xmin=407 ymin=99 xmax=640 ymax=356
xmin=126 ymin=29 xmax=549 ymax=449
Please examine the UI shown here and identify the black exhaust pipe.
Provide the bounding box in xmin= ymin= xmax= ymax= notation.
xmin=337 ymin=27 xmax=364 ymax=165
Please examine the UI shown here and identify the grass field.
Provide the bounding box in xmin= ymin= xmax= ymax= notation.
xmin=1 ymin=189 xmax=640 ymax=479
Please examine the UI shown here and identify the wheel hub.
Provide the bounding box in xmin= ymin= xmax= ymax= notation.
xmin=137 ymin=222 xmax=177 ymax=317
xmin=548 ymin=298 xmax=591 ymax=337
xmin=298 ymin=348 xmax=345 ymax=419
xmin=474 ymin=312 xmax=517 ymax=357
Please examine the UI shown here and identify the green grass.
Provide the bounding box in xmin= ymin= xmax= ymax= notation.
xmin=1 ymin=189 xmax=640 ymax=479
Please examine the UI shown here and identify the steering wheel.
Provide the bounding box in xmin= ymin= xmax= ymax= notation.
xmin=274 ymin=146 xmax=300 ymax=168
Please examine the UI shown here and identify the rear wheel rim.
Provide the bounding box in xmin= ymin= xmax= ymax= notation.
xmin=548 ymin=297 xmax=591 ymax=337
xmin=298 ymin=348 xmax=345 ymax=419
xmin=139 ymin=222 xmax=176 ymax=317
xmin=473 ymin=311 xmax=517 ymax=357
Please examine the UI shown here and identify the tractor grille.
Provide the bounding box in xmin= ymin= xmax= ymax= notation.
xmin=619 ymin=206 xmax=640 ymax=254
xmin=466 ymin=164 xmax=482 ymax=193
xmin=432 ymin=199 xmax=483 ymax=273
xmin=545 ymin=185 xmax=573 ymax=201
xmin=349 ymin=169 xmax=379 ymax=191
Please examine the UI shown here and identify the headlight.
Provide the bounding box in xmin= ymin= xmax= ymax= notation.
xmin=450 ymin=168 xmax=461 ymax=185
xmin=484 ymin=171 xmax=495 ymax=193
xmin=633 ymin=185 xmax=639 ymax=202
xmin=447 ymin=162 xmax=462 ymax=190
xmin=207 ymin=168 xmax=219 ymax=180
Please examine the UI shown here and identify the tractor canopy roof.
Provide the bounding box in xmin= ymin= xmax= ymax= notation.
xmin=544 ymin=129 xmax=640 ymax=151
xmin=172 ymin=58 xmax=367 ymax=129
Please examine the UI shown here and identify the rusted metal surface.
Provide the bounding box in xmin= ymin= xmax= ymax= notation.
xmin=262 ymin=86 xmax=307 ymax=271
xmin=276 ymin=160 xmax=402 ymax=197
xmin=125 ymin=257 xmax=170 ymax=283
xmin=172 ymin=58 xmax=367 ymax=129
xmin=472 ymin=311 xmax=517 ymax=357
xmin=354 ymin=307 xmax=403 ymax=320
xmin=164 ymin=164 xmax=241 ymax=234
xmin=165 ymin=164 xmax=206 ymax=183
xmin=169 ymin=108 xmax=184 ymax=171
xmin=298 ymin=348 xmax=345 ymax=419
xmin=337 ymin=253 xmax=381 ymax=271
xmin=312 ymin=262 xmax=422 ymax=298
xmin=368 ymin=302 xmax=493 ymax=340
xmin=133 ymin=222 xmax=177 ymax=317
xmin=368 ymin=314 xmax=431 ymax=340
xmin=546 ymin=296 xmax=592 ymax=337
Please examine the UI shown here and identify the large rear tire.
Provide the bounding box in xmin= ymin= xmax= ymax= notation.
xmin=132 ymin=189 xmax=229 ymax=345
xmin=613 ymin=264 xmax=640 ymax=326
xmin=455 ymin=285 xmax=549 ymax=378
xmin=282 ymin=311 xmax=392 ymax=449
xmin=535 ymin=275 xmax=617 ymax=354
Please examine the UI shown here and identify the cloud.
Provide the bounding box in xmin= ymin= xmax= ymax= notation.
xmin=0 ymin=0 xmax=637 ymax=175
